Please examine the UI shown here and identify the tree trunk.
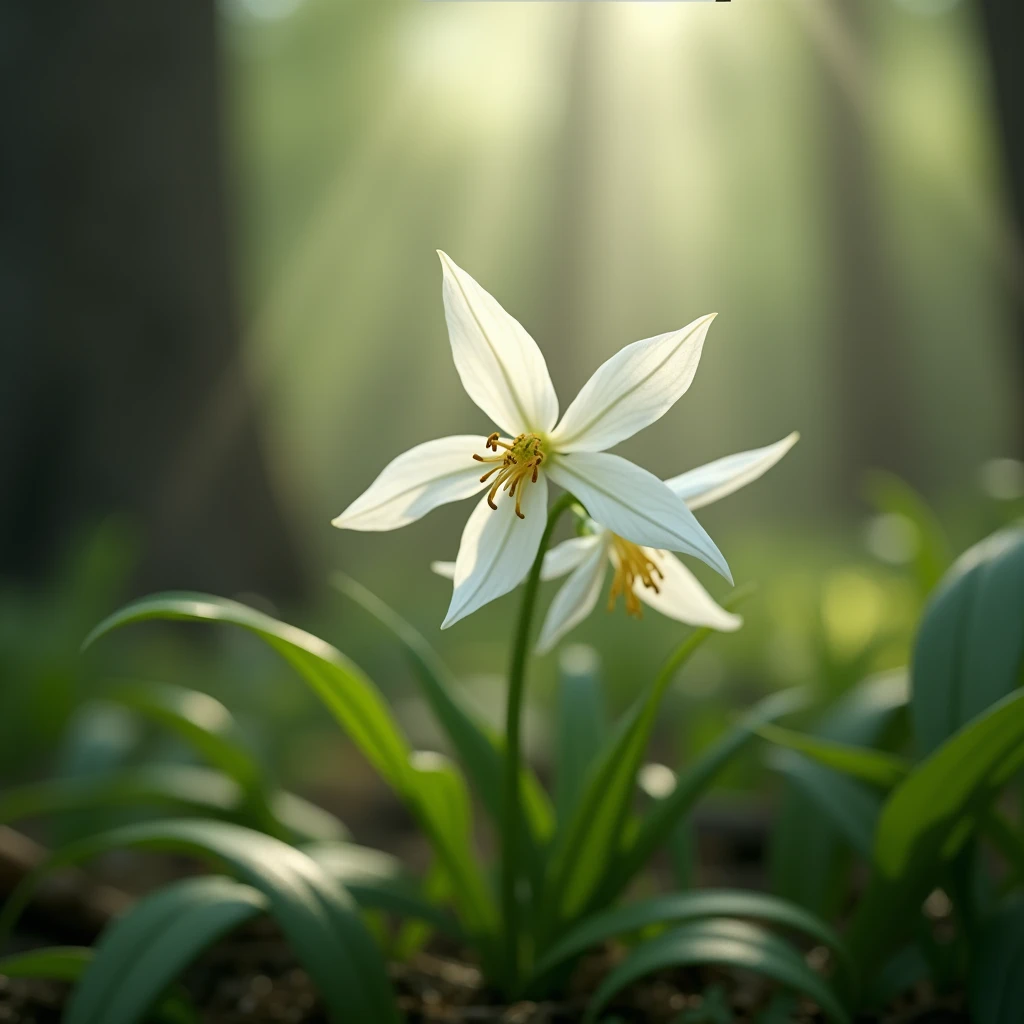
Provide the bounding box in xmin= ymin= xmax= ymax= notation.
xmin=0 ymin=1 xmax=304 ymax=601
xmin=976 ymin=0 xmax=1024 ymax=453
xmin=816 ymin=0 xmax=915 ymax=489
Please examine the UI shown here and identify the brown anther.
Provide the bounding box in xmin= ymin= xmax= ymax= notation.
xmin=470 ymin=431 xmax=547 ymax=519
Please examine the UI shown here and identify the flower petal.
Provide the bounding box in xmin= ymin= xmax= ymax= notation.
xmin=666 ymin=432 xmax=799 ymax=511
xmin=438 ymin=251 xmax=558 ymax=435
xmin=535 ymin=538 xmax=609 ymax=654
xmin=636 ymin=549 xmax=742 ymax=632
xmin=332 ymin=435 xmax=485 ymax=531
xmin=442 ymin=475 xmax=549 ymax=628
xmin=432 ymin=534 xmax=601 ymax=585
xmin=540 ymin=534 xmax=604 ymax=581
xmin=547 ymin=451 xmax=732 ymax=582
xmin=550 ymin=313 xmax=715 ymax=453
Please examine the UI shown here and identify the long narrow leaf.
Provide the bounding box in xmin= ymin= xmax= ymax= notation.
xmin=848 ymin=688 xmax=1024 ymax=980
xmin=0 ymin=819 xmax=399 ymax=1023
xmin=757 ymin=724 xmax=908 ymax=789
xmin=530 ymin=889 xmax=855 ymax=988
xmin=542 ymin=592 xmax=754 ymax=931
xmin=333 ymin=574 xmax=554 ymax=845
xmin=104 ymin=681 xmax=264 ymax=793
xmin=84 ymin=592 xmax=497 ymax=937
xmin=970 ymin=898 xmax=1024 ymax=1024
xmin=554 ymin=644 xmax=606 ymax=827
xmin=594 ymin=688 xmax=809 ymax=911
xmin=0 ymin=764 xmax=347 ymax=843
xmin=767 ymin=751 xmax=880 ymax=860
xmin=911 ymin=529 xmax=1024 ymax=756
xmin=65 ymin=876 xmax=265 ymax=1024
xmin=305 ymin=841 xmax=465 ymax=940
xmin=582 ymin=918 xmax=849 ymax=1024
xmin=0 ymin=946 xmax=93 ymax=980
xmin=0 ymin=947 xmax=195 ymax=1024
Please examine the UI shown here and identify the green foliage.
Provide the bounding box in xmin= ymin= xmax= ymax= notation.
xmin=0 ymin=819 xmax=400 ymax=1023
xmin=84 ymin=592 xmax=498 ymax=947
xmin=582 ymin=918 xmax=850 ymax=1024
xmin=760 ymin=523 xmax=1024 ymax=1012
xmin=56 ymin=578 xmax=836 ymax=1016
xmin=911 ymin=528 xmax=1024 ymax=756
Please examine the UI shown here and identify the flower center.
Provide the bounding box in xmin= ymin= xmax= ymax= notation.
xmin=608 ymin=536 xmax=663 ymax=618
xmin=473 ymin=432 xmax=546 ymax=519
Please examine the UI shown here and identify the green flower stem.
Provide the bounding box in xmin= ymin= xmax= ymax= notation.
xmin=502 ymin=491 xmax=577 ymax=989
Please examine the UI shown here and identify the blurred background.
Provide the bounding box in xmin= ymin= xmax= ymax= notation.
xmin=2 ymin=0 xmax=1022 ymax=835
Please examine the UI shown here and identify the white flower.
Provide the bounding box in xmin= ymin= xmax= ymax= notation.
xmin=433 ymin=433 xmax=798 ymax=651
xmin=333 ymin=251 xmax=730 ymax=628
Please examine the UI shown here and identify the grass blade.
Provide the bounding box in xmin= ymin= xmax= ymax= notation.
xmin=581 ymin=918 xmax=850 ymax=1024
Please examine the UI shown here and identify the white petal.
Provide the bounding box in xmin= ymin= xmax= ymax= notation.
xmin=547 ymin=452 xmax=732 ymax=583
xmin=635 ymin=549 xmax=742 ymax=632
xmin=535 ymin=539 xmax=609 ymax=654
xmin=442 ymin=475 xmax=549 ymax=628
xmin=666 ymin=432 xmax=799 ymax=511
xmin=550 ymin=313 xmax=715 ymax=453
xmin=332 ymin=436 xmax=485 ymax=531
xmin=433 ymin=534 xmax=601 ymax=585
xmin=541 ymin=534 xmax=604 ymax=581
xmin=438 ymin=252 xmax=558 ymax=435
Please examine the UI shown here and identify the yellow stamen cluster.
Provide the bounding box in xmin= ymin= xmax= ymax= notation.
xmin=608 ymin=536 xmax=663 ymax=617
xmin=473 ymin=432 xmax=546 ymax=519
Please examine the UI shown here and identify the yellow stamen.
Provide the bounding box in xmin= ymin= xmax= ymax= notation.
xmin=472 ymin=432 xmax=546 ymax=519
xmin=607 ymin=537 xmax=663 ymax=618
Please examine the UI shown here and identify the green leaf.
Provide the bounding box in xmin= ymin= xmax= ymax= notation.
xmin=542 ymin=592 xmax=755 ymax=930
xmin=84 ymin=592 xmax=496 ymax=937
xmin=911 ymin=528 xmax=1024 ymax=756
xmin=863 ymin=471 xmax=951 ymax=594
xmin=0 ymin=819 xmax=400 ymax=1023
xmin=554 ymin=645 xmax=606 ymax=828
xmin=0 ymin=946 xmax=196 ymax=1024
xmin=305 ymin=841 xmax=465 ymax=940
xmin=0 ymin=946 xmax=93 ymax=980
xmin=969 ymin=898 xmax=1024 ymax=1024
xmin=594 ymin=688 xmax=809 ymax=911
xmin=847 ymin=688 xmax=1024 ymax=980
xmin=65 ymin=876 xmax=265 ymax=1024
xmin=757 ymin=724 xmax=909 ymax=790
xmin=84 ymin=593 xmax=412 ymax=789
xmin=767 ymin=671 xmax=907 ymax=917
xmin=876 ymin=687 xmax=1024 ymax=880
xmin=767 ymin=750 xmax=880 ymax=860
xmin=582 ymin=918 xmax=850 ymax=1024
xmin=0 ymin=764 xmax=347 ymax=843
xmin=530 ymin=889 xmax=855 ymax=989
xmin=333 ymin=574 xmax=554 ymax=848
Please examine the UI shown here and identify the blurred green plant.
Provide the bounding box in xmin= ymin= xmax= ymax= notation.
xmin=760 ymin=524 xmax=1024 ymax=1021
xmin=1 ymin=551 xmax=844 ymax=1021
